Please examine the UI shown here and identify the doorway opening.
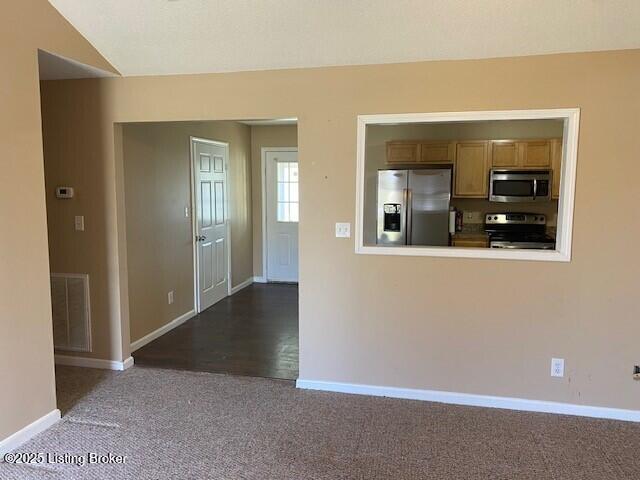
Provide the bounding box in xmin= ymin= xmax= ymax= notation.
xmin=118 ymin=119 xmax=299 ymax=380
xmin=38 ymin=50 xmax=120 ymax=415
xmin=262 ymin=147 xmax=299 ymax=282
xmin=39 ymin=57 xmax=301 ymax=383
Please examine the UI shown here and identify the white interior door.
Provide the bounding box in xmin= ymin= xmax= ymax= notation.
xmin=193 ymin=138 xmax=229 ymax=311
xmin=265 ymin=150 xmax=299 ymax=282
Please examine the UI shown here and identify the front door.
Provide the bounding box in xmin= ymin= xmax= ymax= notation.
xmin=193 ymin=138 xmax=228 ymax=311
xmin=265 ymin=149 xmax=299 ymax=282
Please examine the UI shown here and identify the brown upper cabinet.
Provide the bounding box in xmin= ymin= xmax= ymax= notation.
xmin=455 ymin=141 xmax=489 ymax=197
xmin=386 ymin=141 xmax=456 ymax=164
xmin=385 ymin=137 xmax=560 ymax=199
xmin=522 ymin=140 xmax=552 ymax=167
xmin=386 ymin=141 xmax=420 ymax=164
xmin=490 ymin=140 xmax=519 ymax=167
xmin=489 ymin=139 xmax=552 ymax=168
xmin=420 ymin=141 xmax=455 ymax=163
xmin=550 ymin=138 xmax=563 ymax=199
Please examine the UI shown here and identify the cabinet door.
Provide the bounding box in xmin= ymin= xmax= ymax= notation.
xmin=421 ymin=141 xmax=454 ymax=163
xmin=452 ymin=238 xmax=488 ymax=248
xmin=522 ymin=140 xmax=551 ymax=167
xmin=387 ymin=142 xmax=419 ymax=164
xmin=491 ymin=140 xmax=519 ymax=167
xmin=454 ymin=141 xmax=489 ymax=197
xmin=550 ymin=138 xmax=562 ymax=199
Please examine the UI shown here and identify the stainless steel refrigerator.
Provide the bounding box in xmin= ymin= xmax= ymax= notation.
xmin=377 ymin=168 xmax=452 ymax=246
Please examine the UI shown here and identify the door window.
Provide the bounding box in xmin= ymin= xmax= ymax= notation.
xmin=276 ymin=161 xmax=299 ymax=222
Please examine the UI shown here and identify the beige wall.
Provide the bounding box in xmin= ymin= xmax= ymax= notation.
xmin=250 ymin=125 xmax=298 ymax=277
xmin=37 ymin=49 xmax=640 ymax=413
xmin=0 ymin=1 xmax=117 ymax=441
xmin=121 ymin=121 xmax=252 ymax=343
xmin=41 ymin=83 xmax=128 ymax=362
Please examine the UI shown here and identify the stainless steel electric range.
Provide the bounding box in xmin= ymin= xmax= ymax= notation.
xmin=484 ymin=213 xmax=556 ymax=250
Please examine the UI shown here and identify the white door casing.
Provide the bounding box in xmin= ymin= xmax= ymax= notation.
xmin=264 ymin=148 xmax=299 ymax=282
xmin=192 ymin=138 xmax=229 ymax=312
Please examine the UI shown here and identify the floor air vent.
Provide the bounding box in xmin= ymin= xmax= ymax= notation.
xmin=50 ymin=273 xmax=92 ymax=352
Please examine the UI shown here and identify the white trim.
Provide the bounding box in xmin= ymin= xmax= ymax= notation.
xmin=190 ymin=137 xmax=232 ymax=313
xmin=230 ymin=277 xmax=253 ymax=295
xmin=296 ymin=379 xmax=640 ymax=423
xmin=239 ymin=118 xmax=297 ymax=126
xmin=54 ymin=355 xmax=134 ymax=371
xmin=0 ymin=409 xmax=61 ymax=455
xmin=130 ymin=309 xmax=195 ymax=352
xmin=122 ymin=356 xmax=134 ymax=370
xmin=189 ymin=138 xmax=199 ymax=313
xmin=261 ymin=147 xmax=299 ymax=281
xmin=253 ymin=276 xmax=267 ymax=283
xmin=355 ymin=108 xmax=580 ymax=262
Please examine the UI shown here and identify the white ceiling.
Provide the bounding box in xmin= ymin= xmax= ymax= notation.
xmin=48 ymin=0 xmax=640 ymax=77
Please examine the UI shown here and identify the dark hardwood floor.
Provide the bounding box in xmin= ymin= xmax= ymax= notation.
xmin=132 ymin=283 xmax=298 ymax=380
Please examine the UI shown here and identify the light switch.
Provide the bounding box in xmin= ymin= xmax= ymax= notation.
xmin=74 ymin=215 xmax=85 ymax=231
xmin=335 ymin=222 xmax=351 ymax=238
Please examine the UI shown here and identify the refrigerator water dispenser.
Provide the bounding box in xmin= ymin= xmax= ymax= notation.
xmin=383 ymin=204 xmax=401 ymax=232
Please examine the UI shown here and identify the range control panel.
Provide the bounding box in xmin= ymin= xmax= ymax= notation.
xmin=485 ymin=213 xmax=546 ymax=225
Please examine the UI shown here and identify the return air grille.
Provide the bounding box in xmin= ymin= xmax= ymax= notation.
xmin=50 ymin=273 xmax=92 ymax=352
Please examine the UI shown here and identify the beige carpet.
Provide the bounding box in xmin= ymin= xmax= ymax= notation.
xmin=2 ymin=366 xmax=639 ymax=479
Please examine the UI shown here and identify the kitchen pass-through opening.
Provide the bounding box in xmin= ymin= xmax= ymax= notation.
xmin=355 ymin=109 xmax=579 ymax=262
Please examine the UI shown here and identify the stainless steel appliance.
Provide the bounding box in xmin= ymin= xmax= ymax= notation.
xmin=377 ymin=168 xmax=452 ymax=246
xmin=485 ymin=213 xmax=555 ymax=249
xmin=489 ymin=169 xmax=551 ymax=203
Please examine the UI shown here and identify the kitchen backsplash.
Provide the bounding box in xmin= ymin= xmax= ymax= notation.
xmin=452 ymin=199 xmax=559 ymax=236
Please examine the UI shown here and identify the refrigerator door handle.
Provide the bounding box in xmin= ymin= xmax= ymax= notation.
xmin=405 ymin=188 xmax=413 ymax=245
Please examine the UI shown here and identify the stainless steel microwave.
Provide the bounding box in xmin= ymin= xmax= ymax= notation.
xmin=489 ymin=169 xmax=551 ymax=203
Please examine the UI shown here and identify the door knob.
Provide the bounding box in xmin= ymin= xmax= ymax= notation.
xmin=196 ymin=235 xmax=207 ymax=242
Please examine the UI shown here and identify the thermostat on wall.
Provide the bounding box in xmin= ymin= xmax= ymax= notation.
xmin=55 ymin=186 xmax=74 ymax=199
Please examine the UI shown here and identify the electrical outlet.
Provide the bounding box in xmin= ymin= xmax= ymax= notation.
xmin=335 ymin=222 xmax=351 ymax=238
xmin=551 ymin=358 xmax=564 ymax=377
xmin=464 ymin=211 xmax=482 ymax=224
xmin=184 ymin=206 xmax=189 ymax=218
xmin=168 ymin=291 xmax=174 ymax=305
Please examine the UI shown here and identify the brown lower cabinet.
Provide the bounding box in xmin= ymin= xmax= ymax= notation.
xmin=451 ymin=236 xmax=489 ymax=248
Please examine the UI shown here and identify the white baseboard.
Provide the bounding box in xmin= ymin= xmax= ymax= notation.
xmin=122 ymin=356 xmax=134 ymax=370
xmin=296 ymin=379 xmax=640 ymax=423
xmin=55 ymin=354 xmax=134 ymax=371
xmin=130 ymin=309 xmax=195 ymax=352
xmin=0 ymin=409 xmax=61 ymax=455
xmin=230 ymin=277 xmax=254 ymax=295
xmin=253 ymin=276 xmax=267 ymax=283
